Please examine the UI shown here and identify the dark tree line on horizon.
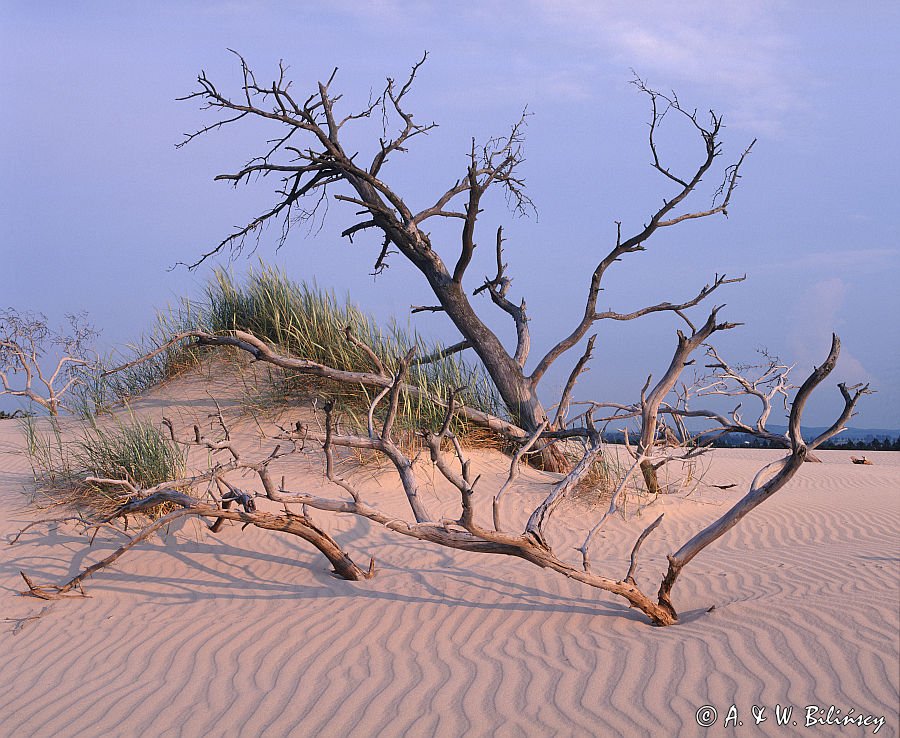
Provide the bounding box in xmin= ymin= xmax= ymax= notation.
xmin=697 ymin=434 xmax=897 ymax=452
xmin=597 ymin=430 xmax=898 ymax=452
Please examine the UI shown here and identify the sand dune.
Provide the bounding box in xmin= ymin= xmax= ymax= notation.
xmin=0 ymin=369 xmax=897 ymax=737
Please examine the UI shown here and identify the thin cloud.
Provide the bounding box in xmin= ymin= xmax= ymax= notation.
xmin=527 ymin=0 xmax=801 ymax=135
xmin=787 ymin=277 xmax=871 ymax=384
xmin=324 ymin=0 xmax=803 ymax=124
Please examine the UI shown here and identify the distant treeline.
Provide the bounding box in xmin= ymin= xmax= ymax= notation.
xmin=707 ymin=436 xmax=900 ymax=451
xmin=0 ymin=409 xmax=31 ymax=420
xmin=601 ymin=431 xmax=900 ymax=452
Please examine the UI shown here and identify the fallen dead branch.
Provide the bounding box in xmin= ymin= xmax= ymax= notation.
xmin=14 ymin=336 xmax=867 ymax=626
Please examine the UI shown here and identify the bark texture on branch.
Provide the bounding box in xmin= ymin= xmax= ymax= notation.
xmin=17 ymin=336 xmax=864 ymax=626
xmin=656 ymin=335 xmax=869 ymax=621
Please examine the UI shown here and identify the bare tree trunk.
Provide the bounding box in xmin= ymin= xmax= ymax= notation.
xmin=21 ymin=336 xmax=868 ymax=626
xmin=407 ymin=276 xmax=569 ymax=470
xmin=640 ymin=459 xmax=660 ymax=495
xmin=410 ymin=297 xmax=564 ymax=470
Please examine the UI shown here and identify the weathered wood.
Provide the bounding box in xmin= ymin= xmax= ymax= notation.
xmin=18 ymin=336 xmax=867 ymax=627
xmin=19 ymin=495 xmax=369 ymax=599
xmin=656 ymin=336 xmax=869 ymax=620
xmin=106 ymin=330 xmax=530 ymax=443
xmin=1 ymin=309 xmax=99 ymax=416
xmin=625 ymin=514 xmax=665 ymax=586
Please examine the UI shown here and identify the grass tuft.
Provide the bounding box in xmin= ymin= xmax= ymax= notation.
xmin=23 ymin=414 xmax=188 ymax=518
xmin=101 ymin=299 xmax=206 ymax=402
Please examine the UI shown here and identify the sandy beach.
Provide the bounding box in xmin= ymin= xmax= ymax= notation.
xmin=0 ymin=368 xmax=897 ymax=738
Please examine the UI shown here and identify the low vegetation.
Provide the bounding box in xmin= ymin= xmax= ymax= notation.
xmin=24 ymin=414 xmax=187 ymax=517
xmin=105 ymin=264 xmax=505 ymax=438
xmin=6 ymin=59 xmax=874 ymax=626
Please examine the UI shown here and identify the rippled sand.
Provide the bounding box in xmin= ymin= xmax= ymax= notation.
xmin=1 ymin=368 xmax=897 ymax=737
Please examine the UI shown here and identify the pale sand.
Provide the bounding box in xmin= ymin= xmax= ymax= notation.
xmin=0 ymin=367 xmax=897 ymax=737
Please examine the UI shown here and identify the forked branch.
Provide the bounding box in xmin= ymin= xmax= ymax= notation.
xmin=180 ymin=57 xmax=757 ymax=471
xmin=1 ymin=309 xmax=99 ymax=416
xmin=656 ymin=335 xmax=870 ymax=621
xmin=17 ymin=336 xmax=861 ymax=626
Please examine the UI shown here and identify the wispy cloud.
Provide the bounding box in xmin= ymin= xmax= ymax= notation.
xmin=527 ymin=0 xmax=800 ymax=136
xmin=787 ymin=277 xmax=871 ymax=384
xmin=324 ymin=0 xmax=804 ymax=129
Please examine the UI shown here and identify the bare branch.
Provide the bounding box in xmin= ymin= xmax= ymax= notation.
xmin=369 ymin=52 xmax=435 ymax=177
xmin=553 ymin=334 xmax=596 ymax=429
xmin=530 ymin=76 xmax=754 ymax=387
xmin=24 ymin=330 xmax=860 ymax=628
xmin=471 ymin=226 xmax=531 ymax=368
xmin=1 ymin=309 xmax=99 ymax=416
xmin=409 ymin=305 xmax=446 ymax=315
xmin=625 ymin=513 xmax=665 ymax=585
xmin=579 ymin=454 xmax=645 ymax=571
xmin=411 ymin=340 xmax=472 ymax=366
xmin=657 ymin=335 xmax=846 ymax=621
xmin=532 ymin=275 xmax=743 ymax=386
xmin=381 ymin=348 xmax=415 ymax=440
xmin=493 ymin=420 xmax=548 ymax=532
xmin=343 ymin=325 xmax=387 ymax=376
xmin=809 ymin=381 xmax=871 ymax=449
xmin=524 ymin=432 xmax=603 ymax=548
xmin=104 ymin=329 xmax=528 ymax=441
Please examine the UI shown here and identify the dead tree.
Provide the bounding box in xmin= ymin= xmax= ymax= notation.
xmin=0 ymin=309 xmax=98 ymax=416
xmin=15 ymin=322 xmax=865 ymax=625
xmin=176 ymin=52 xmax=754 ymax=472
xmin=656 ymin=336 xmax=869 ymax=620
xmin=670 ymin=346 xmax=799 ymax=445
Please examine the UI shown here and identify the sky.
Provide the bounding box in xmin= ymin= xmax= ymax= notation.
xmin=2 ymin=1 xmax=898 ymax=429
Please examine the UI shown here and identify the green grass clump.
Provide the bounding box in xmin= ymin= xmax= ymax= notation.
xmin=205 ymin=265 xmax=504 ymax=427
xmin=104 ymin=262 xmax=506 ymax=436
xmin=24 ymin=414 xmax=188 ymax=517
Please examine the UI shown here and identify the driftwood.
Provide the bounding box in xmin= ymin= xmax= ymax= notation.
xmin=6 ymin=56 xmax=873 ymax=625
xmin=657 ymin=336 xmax=867 ymax=618
xmin=15 ymin=335 xmax=868 ymax=626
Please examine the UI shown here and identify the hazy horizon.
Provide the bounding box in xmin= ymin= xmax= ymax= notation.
xmin=2 ymin=2 xmax=898 ymax=428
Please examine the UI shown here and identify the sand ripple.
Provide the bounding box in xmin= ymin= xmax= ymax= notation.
xmin=1 ymin=410 xmax=897 ymax=737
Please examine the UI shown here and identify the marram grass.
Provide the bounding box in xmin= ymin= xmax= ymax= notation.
xmin=24 ymin=413 xmax=188 ymax=518
xmin=105 ymin=263 xmax=507 ymax=437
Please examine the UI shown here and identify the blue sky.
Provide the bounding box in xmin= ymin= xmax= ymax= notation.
xmin=2 ymin=1 xmax=898 ymax=428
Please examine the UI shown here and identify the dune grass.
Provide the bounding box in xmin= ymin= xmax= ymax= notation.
xmin=23 ymin=413 xmax=188 ymax=518
xmin=105 ymin=263 xmax=507 ymax=437
xmin=36 ymin=263 xmax=509 ymax=519
xmin=101 ymin=299 xmax=206 ymax=403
